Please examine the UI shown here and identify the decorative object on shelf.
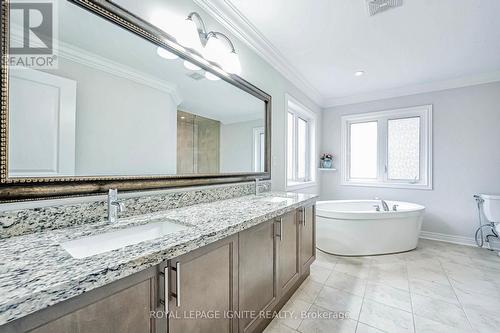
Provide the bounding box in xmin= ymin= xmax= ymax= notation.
xmin=155 ymin=12 xmax=242 ymax=75
xmin=320 ymin=153 xmax=334 ymax=169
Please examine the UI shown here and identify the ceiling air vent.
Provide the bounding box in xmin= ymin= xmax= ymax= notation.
xmin=187 ymin=72 xmax=204 ymax=81
xmin=366 ymin=0 xmax=403 ymax=16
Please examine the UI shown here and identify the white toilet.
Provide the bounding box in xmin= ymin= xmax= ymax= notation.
xmin=480 ymin=194 xmax=500 ymax=234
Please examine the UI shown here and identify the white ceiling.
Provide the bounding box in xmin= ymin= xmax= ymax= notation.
xmin=198 ymin=0 xmax=500 ymax=106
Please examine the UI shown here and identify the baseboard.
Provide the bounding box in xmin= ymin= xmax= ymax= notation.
xmin=419 ymin=231 xmax=477 ymax=247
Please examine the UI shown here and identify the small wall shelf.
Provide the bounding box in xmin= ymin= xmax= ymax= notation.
xmin=318 ymin=168 xmax=337 ymax=171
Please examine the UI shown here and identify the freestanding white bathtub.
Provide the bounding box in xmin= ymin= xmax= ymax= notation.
xmin=316 ymin=200 xmax=425 ymax=256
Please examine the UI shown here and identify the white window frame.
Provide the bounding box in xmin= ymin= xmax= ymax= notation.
xmin=252 ymin=126 xmax=265 ymax=172
xmin=286 ymin=94 xmax=317 ymax=190
xmin=341 ymin=105 xmax=433 ymax=190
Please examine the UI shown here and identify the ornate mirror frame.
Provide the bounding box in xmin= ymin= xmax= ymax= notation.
xmin=0 ymin=0 xmax=272 ymax=201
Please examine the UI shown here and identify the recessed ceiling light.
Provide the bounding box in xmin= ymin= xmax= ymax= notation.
xmin=355 ymin=71 xmax=365 ymax=77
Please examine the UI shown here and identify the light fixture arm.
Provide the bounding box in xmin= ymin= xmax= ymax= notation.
xmin=206 ymin=31 xmax=236 ymax=53
xmin=180 ymin=11 xmax=241 ymax=74
xmin=187 ymin=12 xmax=208 ymax=40
xmin=186 ymin=12 xmax=236 ymax=52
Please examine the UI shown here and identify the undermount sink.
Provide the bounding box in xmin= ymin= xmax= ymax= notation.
xmin=260 ymin=197 xmax=289 ymax=203
xmin=259 ymin=196 xmax=295 ymax=204
xmin=61 ymin=220 xmax=189 ymax=259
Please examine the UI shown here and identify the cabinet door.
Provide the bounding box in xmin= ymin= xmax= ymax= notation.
xmin=238 ymin=220 xmax=277 ymax=332
xmin=277 ymin=210 xmax=300 ymax=297
xmin=167 ymin=235 xmax=238 ymax=333
xmin=300 ymin=205 xmax=316 ymax=273
xmin=29 ymin=278 xmax=155 ymax=333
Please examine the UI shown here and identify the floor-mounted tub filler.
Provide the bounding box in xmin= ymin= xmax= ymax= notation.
xmin=316 ymin=200 xmax=425 ymax=256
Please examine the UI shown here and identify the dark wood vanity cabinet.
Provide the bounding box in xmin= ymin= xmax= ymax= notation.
xmin=28 ymin=281 xmax=154 ymax=333
xmin=160 ymin=235 xmax=239 ymax=333
xmin=19 ymin=269 xmax=157 ymax=333
xmin=238 ymin=220 xmax=278 ymax=333
xmin=299 ymin=205 xmax=316 ymax=272
xmin=277 ymin=210 xmax=301 ymax=297
xmin=236 ymin=207 xmax=315 ymax=333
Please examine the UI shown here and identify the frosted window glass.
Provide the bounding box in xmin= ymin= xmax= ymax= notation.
xmin=287 ymin=112 xmax=294 ymax=179
xmin=388 ymin=117 xmax=420 ymax=180
xmin=297 ymin=117 xmax=307 ymax=179
xmin=350 ymin=122 xmax=378 ymax=179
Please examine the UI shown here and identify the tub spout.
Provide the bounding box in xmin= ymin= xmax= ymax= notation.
xmin=375 ymin=197 xmax=390 ymax=211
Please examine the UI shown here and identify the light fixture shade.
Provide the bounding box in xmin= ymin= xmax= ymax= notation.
xmin=203 ymin=37 xmax=227 ymax=64
xmin=205 ymin=72 xmax=221 ymax=81
xmin=156 ymin=47 xmax=178 ymax=60
xmin=223 ymin=51 xmax=242 ymax=75
xmin=184 ymin=60 xmax=201 ymax=71
xmin=176 ymin=18 xmax=203 ymax=53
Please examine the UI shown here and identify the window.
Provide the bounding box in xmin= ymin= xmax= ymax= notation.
xmin=341 ymin=105 xmax=432 ymax=189
xmin=288 ymin=112 xmax=310 ymax=183
xmin=253 ymin=127 xmax=265 ymax=172
xmin=387 ymin=117 xmax=420 ymax=180
xmin=349 ymin=121 xmax=378 ymax=179
xmin=286 ymin=95 xmax=317 ymax=189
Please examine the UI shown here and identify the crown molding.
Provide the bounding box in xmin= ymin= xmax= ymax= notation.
xmin=323 ymin=70 xmax=500 ymax=108
xmin=58 ymin=43 xmax=183 ymax=106
xmin=193 ymin=0 xmax=323 ymax=106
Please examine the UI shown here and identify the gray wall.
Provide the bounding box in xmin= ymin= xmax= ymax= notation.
xmin=220 ymin=119 xmax=263 ymax=173
xmin=320 ymin=82 xmax=500 ymax=240
xmin=54 ymin=58 xmax=178 ymax=176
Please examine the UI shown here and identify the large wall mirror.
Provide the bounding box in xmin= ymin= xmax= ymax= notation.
xmin=0 ymin=0 xmax=271 ymax=200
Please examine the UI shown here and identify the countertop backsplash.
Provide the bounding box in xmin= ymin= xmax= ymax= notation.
xmin=0 ymin=180 xmax=271 ymax=239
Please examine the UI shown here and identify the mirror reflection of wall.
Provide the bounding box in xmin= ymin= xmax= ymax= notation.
xmin=220 ymin=119 xmax=265 ymax=174
xmin=176 ymin=110 xmax=265 ymax=174
xmin=7 ymin=0 xmax=266 ymax=178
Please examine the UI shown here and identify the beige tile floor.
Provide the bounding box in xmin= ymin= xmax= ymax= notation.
xmin=264 ymin=239 xmax=500 ymax=333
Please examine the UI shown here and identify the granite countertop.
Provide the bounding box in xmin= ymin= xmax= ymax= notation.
xmin=0 ymin=192 xmax=317 ymax=326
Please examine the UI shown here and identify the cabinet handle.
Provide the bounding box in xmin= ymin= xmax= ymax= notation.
xmin=164 ymin=266 xmax=169 ymax=314
xmin=159 ymin=266 xmax=169 ymax=313
xmin=303 ymin=208 xmax=307 ymax=227
xmin=175 ymin=262 xmax=181 ymax=307
xmin=276 ymin=217 xmax=283 ymax=241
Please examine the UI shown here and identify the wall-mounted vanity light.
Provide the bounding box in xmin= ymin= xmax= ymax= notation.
xmin=156 ymin=11 xmax=242 ymax=75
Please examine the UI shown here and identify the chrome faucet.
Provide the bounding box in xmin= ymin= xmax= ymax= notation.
xmin=107 ymin=189 xmax=125 ymax=223
xmin=255 ymin=178 xmax=261 ymax=195
xmin=375 ymin=197 xmax=390 ymax=211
